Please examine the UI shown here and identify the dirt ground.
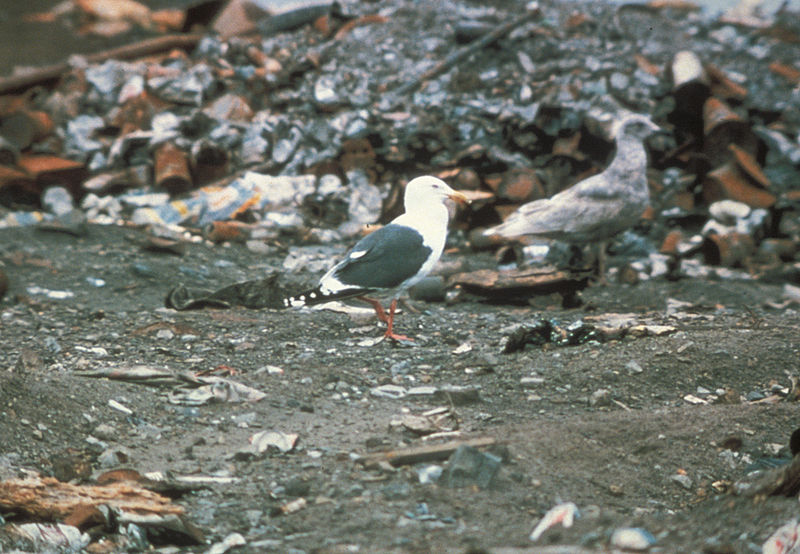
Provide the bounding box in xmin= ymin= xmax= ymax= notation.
xmin=0 ymin=0 xmax=799 ymax=550
xmin=1 ymin=222 xmax=798 ymax=552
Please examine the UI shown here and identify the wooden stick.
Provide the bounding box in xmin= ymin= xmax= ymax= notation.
xmin=0 ymin=33 xmax=204 ymax=95
xmin=389 ymin=4 xmax=541 ymax=100
xmin=358 ymin=436 xmax=497 ymax=468
xmin=0 ymin=476 xmax=183 ymax=520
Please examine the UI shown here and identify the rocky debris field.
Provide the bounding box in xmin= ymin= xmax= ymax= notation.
xmin=1 ymin=0 xmax=800 ymax=552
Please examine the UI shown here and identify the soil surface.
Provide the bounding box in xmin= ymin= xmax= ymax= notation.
xmin=0 ymin=0 xmax=799 ymax=551
xmin=1 ymin=223 xmax=799 ymax=552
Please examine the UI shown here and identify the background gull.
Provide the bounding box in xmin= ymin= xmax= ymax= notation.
xmin=284 ymin=175 xmax=468 ymax=342
xmin=484 ymin=113 xmax=660 ymax=280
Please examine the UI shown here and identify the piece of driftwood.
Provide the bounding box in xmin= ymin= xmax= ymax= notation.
xmin=359 ymin=436 xmax=496 ymax=468
xmin=451 ymin=267 xmax=590 ymax=291
xmin=0 ymin=476 xmax=184 ymax=520
xmin=0 ymin=34 xmax=204 ymax=95
xmin=450 ymin=267 xmax=592 ymax=308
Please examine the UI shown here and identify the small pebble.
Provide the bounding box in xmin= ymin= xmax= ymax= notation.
xmin=610 ymin=527 xmax=656 ymax=551
xmin=670 ymin=473 xmax=693 ymax=490
xmin=625 ymin=360 xmax=643 ymax=375
xmin=589 ymin=388 xmax=611 ymax=407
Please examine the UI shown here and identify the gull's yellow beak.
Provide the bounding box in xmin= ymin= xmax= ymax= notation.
xmin=448 ymin=190 xmax=471 ymax=205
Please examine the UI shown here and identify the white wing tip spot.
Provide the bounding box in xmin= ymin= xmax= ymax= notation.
xmin=286 ymin=295 xmax=307 ymax=307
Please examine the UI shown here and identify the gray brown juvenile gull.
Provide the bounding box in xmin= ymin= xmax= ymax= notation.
xmin=284 ymin=175 xmax=468 ymax=342
xmin=484 ymin=113 xmax=660 ymax=278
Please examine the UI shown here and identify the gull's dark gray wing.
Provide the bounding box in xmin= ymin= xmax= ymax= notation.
xmin=332 ymin=224 xmax=432 ymax=289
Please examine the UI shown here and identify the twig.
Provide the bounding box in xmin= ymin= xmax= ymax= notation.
xmin=388 ymin=3 xmax=542 ymax=101
xmin=0 ymin=33 xmax=204 ymax=95
xmin=358 ymin=436 xmax=496 ymax=468
xmin=612 ymin=398 xmax=631 ymax=411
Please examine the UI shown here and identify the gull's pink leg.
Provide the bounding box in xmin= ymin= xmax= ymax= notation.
xmin=384 ymin=298 xmax=413 ymax=342
xmin=357 ymin=296 xmax=389 ymax=323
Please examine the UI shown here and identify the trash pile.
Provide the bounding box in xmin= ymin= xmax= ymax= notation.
xmin=0 ymin=0 xmax=796 ymax=304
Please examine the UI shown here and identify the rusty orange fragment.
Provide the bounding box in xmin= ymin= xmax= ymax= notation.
xmin=333 ymin=14 xmax=389 ymax=40
xmin=729 ymin=144 xmax=770 ymax=188
xmin=314 ymin=14 xmax=331 ymax=36
xmin=111 ymin=93 xmax=160 ymax=134
xmin=154 ymin=142 xmax=192 ymax=194
xmin=702 ymin=97 xmax=759 ymax=167
xmin=76 ymin=0 xmax=152 ymax=27
xmin=63 ymin=503 xmax=107 ymax=529
xmin=151 ymin=9 xmax=185 ymax=31
xmin=0 ymin=475 xmax=184 ymax=521
xmin=0 ymin=95 xmax=31 ymax=117
xmin=0 ymin=165 xmax=35 ymax=193
xmin=702 ymin=232 xmax=755 ymax=267
xmin=488 ymin=167 xmax=545 ymax=203
xmin=660 ymin=229 xmax=685 ymax=255
xmin=706 ymin=63 xmax=748 ymax=100
xmin=647 ymin=0 xmax=700 ymax=10
xmin=0 ymin=110 xmax=54 ymax=159
xmin=451 ymin=167 xmax=482 ymax=191
xmin=703 ymin=97 xmax=742 ymax=135
xmin=673 ymin=191 xmax=695 ymax=212
xmin=18 ymin=155 xmax=86 ymax=191
xmin=96 ymin=468 xmax=147 ymax=485
xmin=565 ymin=11 xmax=593 ymax=29
xmin=634 ymin=54 xmax=661 ymax=76
xmin=22 ymin=11 xmax=58 ymax=23
xmin=340 ymin=138 xmax=376 ymax=172
xmin=702 ymin=162 xmax=776 ymax=209
xmin=552 ymin=133 xmax=583 ymax=158
xmin=205 ymin=220 xmax=250 ymax=243
xmin=768 ymin=62 xmax=800 ymax=84
xmin=212 ymin=0 xmax=261 ymax=39
xmin=785 ymin=190 xmax=800 ymax=202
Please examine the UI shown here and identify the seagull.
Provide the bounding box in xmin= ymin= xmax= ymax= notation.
xmin=284 ymin=176 xmax=469 ymax=342
xmin=484 ymin=113 xmax=660 ymax=280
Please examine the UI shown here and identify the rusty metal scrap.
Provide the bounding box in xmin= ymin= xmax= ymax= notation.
xmin=154 ymin=142 xmax=193 ymax=193
xmin=702 ymin=161 xmax=776 ymax=209
xmin=702 ymin=232 xmax=756 ymax=268
xmin=702 ymin=97 xmax=759 ymax=167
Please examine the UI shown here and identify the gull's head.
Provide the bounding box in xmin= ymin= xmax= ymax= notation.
xmin=404 ymin=176 xmax=469 ymax=209
xmin=612 ymin=114 xmax=660 ymax=141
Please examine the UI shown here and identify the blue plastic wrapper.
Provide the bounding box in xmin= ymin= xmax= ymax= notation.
xmin=0 ymin=211 xmax=51 ymax=228
xmin=131 ymin=172 xmax=316 ymax=226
